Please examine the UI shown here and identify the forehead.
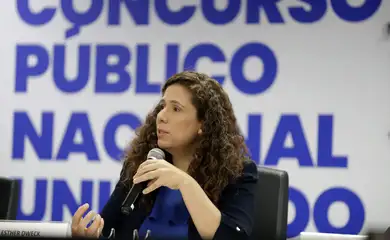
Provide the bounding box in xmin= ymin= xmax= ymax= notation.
xmin=162 ymin=84 xmax=193 ymax=104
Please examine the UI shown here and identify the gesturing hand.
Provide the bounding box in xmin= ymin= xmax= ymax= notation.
xmin=71 ymin=203 xmax=104 ymax=238
xmin=133 ymin=159 xmax=190 ymax=194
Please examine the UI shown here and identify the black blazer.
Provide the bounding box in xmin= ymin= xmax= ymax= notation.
xmin=100 ymin=160 xmax=258 ymax=240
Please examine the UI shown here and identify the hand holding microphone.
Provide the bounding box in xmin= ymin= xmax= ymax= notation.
xmin=133 ymin=150 xmax=191 ymax=194
xmin=70 ymin=148 xmax=190 ymax=239
xmin=122 ymin=148 xmax=192 ymax=215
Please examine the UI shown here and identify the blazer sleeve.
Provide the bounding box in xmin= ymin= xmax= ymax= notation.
xmin=99 ymin=178 xmax=127 ymax=238
xmin=213 ymin=160 xmax=258 ymax=240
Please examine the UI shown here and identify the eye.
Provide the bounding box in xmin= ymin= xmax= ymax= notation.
xmin=173 ymin=106 xmax=181 ymax=112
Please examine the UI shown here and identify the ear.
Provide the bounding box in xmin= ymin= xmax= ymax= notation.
xmin=197 ymin=121 xmax=203 ymax=135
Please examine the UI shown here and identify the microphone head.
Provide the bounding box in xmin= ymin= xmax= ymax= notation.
xmin=147 ymin=148 xmax=165 ymax=160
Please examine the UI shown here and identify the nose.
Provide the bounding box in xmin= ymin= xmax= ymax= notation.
xmin=157 ymin=107 xmax=168 ymax=123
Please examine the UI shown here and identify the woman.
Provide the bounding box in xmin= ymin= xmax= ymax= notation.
xmin=70 ymin=71 xmax=258 ymax=240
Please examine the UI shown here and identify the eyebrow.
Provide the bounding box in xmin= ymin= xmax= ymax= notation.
xmin=160 ymin=99 xmax=185 ymax=108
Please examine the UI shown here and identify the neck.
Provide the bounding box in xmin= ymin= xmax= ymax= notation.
xmin=169 ymin=149 xmax=194 ymax=172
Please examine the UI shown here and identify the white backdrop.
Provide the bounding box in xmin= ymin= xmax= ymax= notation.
xmin=0 ymin=0 xmax=389 ymax=238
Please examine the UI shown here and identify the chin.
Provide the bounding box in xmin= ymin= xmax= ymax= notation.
xmin=157 ymin=140 xmax=171 ymax=150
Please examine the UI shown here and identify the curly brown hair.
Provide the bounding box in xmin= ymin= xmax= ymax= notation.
xmin=121 ymin=71 xmax=249 ymax=204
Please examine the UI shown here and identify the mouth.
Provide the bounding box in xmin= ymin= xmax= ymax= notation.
xmin=157 ymin=128 xmax=169 ymax=135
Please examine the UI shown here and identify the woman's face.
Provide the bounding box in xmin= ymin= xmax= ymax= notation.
xmin=156 ymin=84 xmax=202 ymax=152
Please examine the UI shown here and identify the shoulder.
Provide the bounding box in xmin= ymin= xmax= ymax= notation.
xmin=220 ymin=159 xmax=258 ymax=199
xmin=241 ymin=159 xmax=258 ymax=179
xmin=231 ymin=159 xmax=258 ymax=185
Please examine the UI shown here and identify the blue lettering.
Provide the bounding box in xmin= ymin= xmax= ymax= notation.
xmin=61 ymin=0 xmax=104 ymax=39
xmin=246 ymin=0 xmax=381 ymax=24
xmin=155 ymin=1 xmax=195 ymax=25
xmin=15 ymin=45 xmax=49 ymax=93
xmin=289 ymin=0 xmax=327 ymax=23
xmin=108 ymin=0 xmax=149 ymax=25
xmin=181 ymin=42 xmax=277 ymax=94
xmin=230 ymin=42 xmax=277 ymax=95
xmin=247 ymin=0 xmax=284 ymax=24
xmin=12 ymin=112 xmax=53 ymax=160
xmin=287 ymin=187 xmax=365 ymax=238
xmin=104 ymin=113 xmax=142 ymax=161
xmin=14 ymin=113 xmax=346 ymax=167
xmin=56 ymin=113 xmax=99 ymax=161
xmin=16 ymin=0 xmax=56 ymax=25
xmin=183 ymin=43 xmax=226 ymax=84
xmin=244 ymin=114 xmax=347 ymax=168
xmin=16 ymin=179 xmax=47 ymax=220
xmin=95 ymin=45 xmax=131 ymax=93
xmin=245 ymin=115 xmax=261 ymax=164
xmin=15 ymin=179 xmax=114 ymax=221
xmin=136 ymin=44 xmax=162 ymax=93
xmin=16 ymin=43 xmax=279 ymax=95
xmin=16 ymin=45 xmax=133 ymax=94
xmin=201 ymin=0 xmax=240 ymax=24
xmin=52 ymin=180 xmax=93 ymax=221
xmin=314 ymin=187 xmax=365 ymax=234
xmin=331 ymin=0 xmax=382 ymax=22
xmin=265 ymin=115 xmax=313 ymax=166
xmin=53 ymin=45 xmax=90 ymax=93
xmin=165 ymin=44 xmax=179 ymax=80
xmin=16 ymin=0 xmax=382 ymax=39
xmin=317 ymin=115 xmax=347 ymax=167
xmin=288 ymin=187 xmax=310 ymax=238
xmin=12 ymin=111 xmax=145 ymax=162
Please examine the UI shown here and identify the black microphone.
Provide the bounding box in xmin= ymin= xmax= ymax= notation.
xmin=121 ymin=148 xmax=165 ymax=215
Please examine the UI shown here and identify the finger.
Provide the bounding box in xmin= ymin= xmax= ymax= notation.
xmin=80 ymin=211 xmax=97 ymax=229
xmin=85 ymin=214 xmax=101 ymax=236
xmin=95 ymin=219 xmax=104 ymax=238
xmin=143 ymin=178 xmax=162 ymax=194
xmin=133 ymin=169 xmax=160 ymax=184
xmin=147 ymin=179 xmax=157 ymax=187
xmin=138 ymin=159 xmax=160 ymax=170
xmin=133 ymin=160 xmax=156 ymax=179
xmin=134 ymin=162 xmax=162 ymax=179
xmin=99 ymin=218 xmax=104 ymax=235
xmin=72 ymin=203 xmax=89 ymax=226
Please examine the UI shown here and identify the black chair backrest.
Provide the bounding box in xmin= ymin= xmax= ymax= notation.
xmin=250 ymin=166 xmax=289 ymax=240
xmin=0 ymin=177 xmax=19 ymax=220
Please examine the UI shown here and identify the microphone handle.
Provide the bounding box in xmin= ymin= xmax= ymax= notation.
xmin=121 ymin=159 xmax=156 ymax=214
xmin=121 ymin=180 xmax=148 ymax=215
